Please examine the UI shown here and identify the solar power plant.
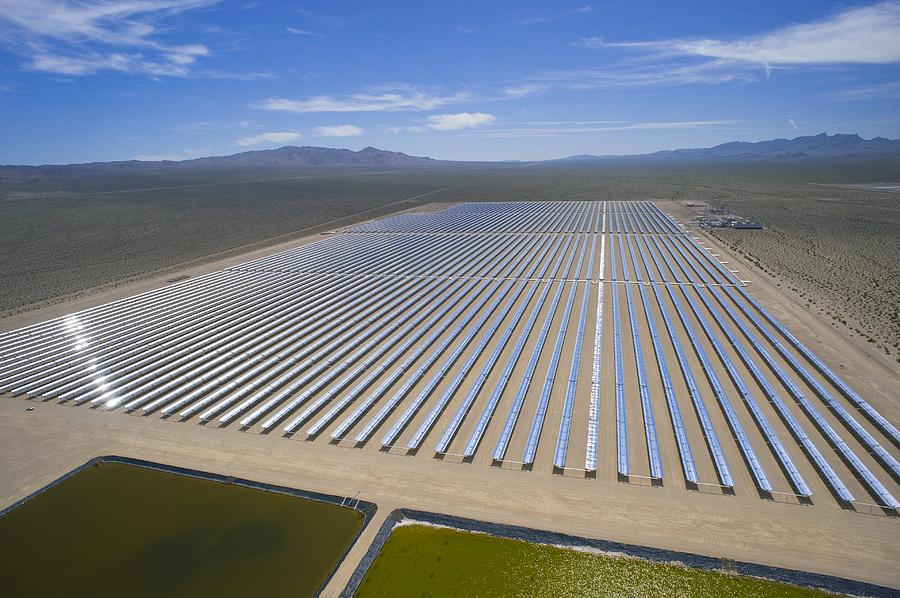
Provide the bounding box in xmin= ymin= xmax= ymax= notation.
xmin=1 ymin=200 xmax=898 ymax=512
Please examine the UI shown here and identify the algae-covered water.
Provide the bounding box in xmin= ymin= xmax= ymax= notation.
xmin=0 ymin=462 xmax=363 ymax=597
xmin=356 ymin=525 xmax=836 ymax=597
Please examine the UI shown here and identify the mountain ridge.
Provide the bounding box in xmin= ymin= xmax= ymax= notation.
xmin=3 ymin=133 xmax=899 ymax=169
xmin=559 ymin=133 xmax=900 ymax=161
xmin=185 ymin=145 xmax=440 ymax=167
xmin=0 ymin=145 xmax=442 ymax=171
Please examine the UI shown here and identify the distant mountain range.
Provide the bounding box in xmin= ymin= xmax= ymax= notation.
xmin=3 ymin=133 xmax=899 ymax=170
xmin=560 ymin=133 xmax=900 ymax=161
xmin=185 ymin=145 xmax=439 ymax=167
xmin=0 ymin=145 xmax=439 ymax=172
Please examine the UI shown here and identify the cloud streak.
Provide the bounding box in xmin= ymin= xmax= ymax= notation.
xmin=235 ymin=131 xmax=301 ymax=146
xmin=427 ymin=112 xmax=495 ymax=130
xmin=0 ymin=0 xmax=219 ymax=76
xmin=252 ymin=88 xmax=469 ymax=113
xmin=605 ymin=2 xmax=900 ymax=65
xmin=439 ymin=120 xmax=738 ymax=139
xmin=536 ymin=60 xmax=751 ymax=90
xmin=313 ymin=124 xmax=364 ymax=137
xmin=502 ymin=84 xmax=546 ymax=98
xmin=519 ymin=5 xmax=592 ymax=26
xmin=286 ymin=27 xmax=324 ymax=37
xmin=383 ymin=118 xmax=731 ymax=139
xmin=250 ymin=80 xmax=547 ymax=117
xmin=831 ymin=80 xmax=900 ymax=101
xmin=570 ymin=2 xmax=900 ymax=90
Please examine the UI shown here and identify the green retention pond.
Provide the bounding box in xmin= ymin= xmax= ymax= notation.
xmin=0 ymin=462 xmax=364 ymax=597
xmin=356 ymin=525 xmax=836 ymax=598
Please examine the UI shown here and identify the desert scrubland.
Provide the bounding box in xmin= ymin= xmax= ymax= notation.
xmin=707 ymin=191 xmax=899 ymax=363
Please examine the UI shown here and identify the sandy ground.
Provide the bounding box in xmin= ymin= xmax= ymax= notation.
xmin=1 ymin=200 xmax=898 ymax=595
xmin=0 ymin=399 xmax=896 ymax=593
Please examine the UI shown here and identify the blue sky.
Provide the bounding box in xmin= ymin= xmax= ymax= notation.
xmin=1 ymin=0 xmax=899 ymax=164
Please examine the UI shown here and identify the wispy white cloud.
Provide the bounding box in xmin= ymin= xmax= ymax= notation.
xmin=831 ymin=80 xmax=900 ymax=100
xmin=381 ymin=113 xmax=496 ymax=135
xmin=787 ymin=117 xmax=799 ymax=130
xmin=383 ymin=125 xmax=426 ymax=134
xmin=0 ymin=0 xmax=214 ymax=46
xmin=0 ymin=0 xmax=219 ymax=76
xmin=594 ymin=2 xmax=900 ymax=66
xmin=570 ymin=2 xmax=900 ymax=92
xmin=249 ymin=73 xmax=570 ymax=118
xmin=519 ymin=5 xmax=592 ymax=25
xmin=442 ymin=120 xmax=738 ymax=139
xmin=286 ymin=27 xmax=324 ymax=37
xmin=508 ymin=120 xmax=628 ymax=126
xmin=26 ymin=44 xmax=210 ymax=77
xmin=313 ymin=124 xmax=364 ymax=137
xmin=427 ymin=112 xmax=495 ymax=130
xmin=250 ymin=80 xmax=550 ymax=116
xmin=235 ymin=131 xmax=301 ymax=146
xmin=502 ymin=84 xmax=546 ymax=98
xmin=538 ymin=60 xmax=751 ymax=89
xmin=197 ymin=69 xmax=272 ymax=80
xmin=29 ymin=51 xmax=129 ymax=76
xmin=252 ymin=87 xmax=468 ymax=113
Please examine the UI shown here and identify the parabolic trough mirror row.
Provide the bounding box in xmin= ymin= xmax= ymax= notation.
xmin=1 ymin=201 xmax=898 ymax=510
